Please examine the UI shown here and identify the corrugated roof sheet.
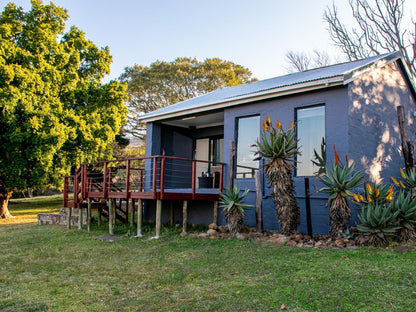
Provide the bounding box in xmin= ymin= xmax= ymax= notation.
xmin=140 ymin=52 xmax=401 ymax=121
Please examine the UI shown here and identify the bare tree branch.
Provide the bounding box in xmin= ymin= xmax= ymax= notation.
xmin=324 ymin=0 xmax=415 ymax=78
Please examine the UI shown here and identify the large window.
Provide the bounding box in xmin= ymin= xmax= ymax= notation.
xmin=296 ymin=105 xmax=325 ymax=176
xmin=236 ymin=115 xmax=260 ymax=178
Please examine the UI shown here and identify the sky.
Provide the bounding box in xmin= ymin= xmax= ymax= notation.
xmin=2 ymin=0 xmax=416 ymax=82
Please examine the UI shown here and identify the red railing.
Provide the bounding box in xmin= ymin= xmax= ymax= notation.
xmin=63 ymin=156 xmax=225 ymax=208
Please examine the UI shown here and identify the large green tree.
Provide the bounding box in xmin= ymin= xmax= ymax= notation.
xmin=120 ymin=57 xmax=257 ymax=139
xmin=0 ymin=1 xmax=127 ymax=217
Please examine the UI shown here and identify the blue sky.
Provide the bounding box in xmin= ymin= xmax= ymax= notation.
xmin=2 ymin=0 xmax=416 ymax=82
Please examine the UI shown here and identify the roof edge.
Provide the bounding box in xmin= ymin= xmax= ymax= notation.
xmin=139 ymin=77 xmax=344 ymax=123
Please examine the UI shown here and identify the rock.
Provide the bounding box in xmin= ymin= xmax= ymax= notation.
xmin=235 ymin=233 xmax=247 ymax=240
xmin=303 ymin=241 xmax=315 ymax=248
xmin=286 ymin=240 xmax=297 ymax=247
xmin=295 ymin=234 xmax=304 ymax=242
xmin=180 ymin=231 xmax=188 ymax=237
xmin=315 ymin=241 xmax=325 ymax=248
xmin=334 ymin=239 xmax=345 ymax=248
xmin=217 ymin=225 xmax=227 ymax=233
xmin=304 ymin=235 xmax=311 ymax=240
xmin=208 ymin=223 xmax=218 ymax=230
xmin=207 ymin=229 xmax=218 ymax=237
xmin=198 ymin=233 xmax=209 ymax=238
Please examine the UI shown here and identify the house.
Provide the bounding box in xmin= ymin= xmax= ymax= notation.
xmin=138 ymin=51 xmax=416 ymax=235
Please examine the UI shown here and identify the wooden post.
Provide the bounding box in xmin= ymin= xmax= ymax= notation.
xmin=67 ymin=208 xmax=72 ymax=229
xmin=397 ymin=105 xmax=414 ymax=170
xmin=228 ymin=140 xmax=235 ymax=188
xmin=182 ymin=200 xmax=188 ymax=234
xmin=155 ymin=200 xmax=162 ymax=239
xmin=170 ymin=201 xmax=174 ymax=226
xmin=98 ymin=205 xmax=102 ymax=227
xmin=78 ymin=207 xmax=83 ymax=230
xmin=87 ymin=198 xmax=92 ymax=232
xmin=255 ymin=170 xmax=263 ymax=232
xmin=130 ymin=199 xmax=135 ymax=228
xmin=213 ymin=201 xmax=218 ymax=225
xmin=108 ymin=199 xmax=114 ymax=235
xmin=136 ymin=199 xmax=143 ymax=237
xmin=304 ymin=177 xmax=313 ymax=236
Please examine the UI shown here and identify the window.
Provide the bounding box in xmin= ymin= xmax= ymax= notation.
xmin=210 ymin=138 xmax=224 ymax=164
xmin=296 ymin=105 xmax=325 ymax=176
xmin=236 ymin=115 xmax=260 ymax=178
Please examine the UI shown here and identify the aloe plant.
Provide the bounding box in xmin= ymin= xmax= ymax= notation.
xmin=357 ymin=202 xmax=400 ymax=246
xmin=219 ymin=185 xmax=252 ymax=234
xmin=254 ymin=117 xmax=300 ymax=235
xmin=390 ymin=190 xmax=416 ymax=240
xmin=318 ymin=146 xmax=364 ymax=239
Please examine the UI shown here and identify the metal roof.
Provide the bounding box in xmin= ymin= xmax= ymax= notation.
xmin=139 ymin=51 xmax=407 ymax=122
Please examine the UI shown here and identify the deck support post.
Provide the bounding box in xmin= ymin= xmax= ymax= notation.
xmin=182 ymin=200 xmax=188 ymax=234
xmin=87 ymin=198 xmax=92 ymax=232
xmin=98 ymin=206 xmax=102 ymax=227
xmin=136 ymin=199 xmax=143 ymax=237
xmin=213 ymin=201 xmax=218 ymax=225
xmin=170 ymin=201 xmax=174 ymax=226
xmin=67 ymin=208 xmax=72 ymax=229
xmin=78 ymin=207 xmax=83 ymax=230
xmin=155 ymin=199 xmax=162 ymax=239
xmin=130 ymin=199 xmax=135 ymax=228
xmin=108 ymin=199 xmax=115 ymax=235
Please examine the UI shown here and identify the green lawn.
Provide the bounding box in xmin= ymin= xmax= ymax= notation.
xmin=1 ymin=196 xmax=416 ymax=311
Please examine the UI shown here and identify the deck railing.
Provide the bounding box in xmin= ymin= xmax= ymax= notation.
xmin=63 ymin=156 xmax=225 ymax=208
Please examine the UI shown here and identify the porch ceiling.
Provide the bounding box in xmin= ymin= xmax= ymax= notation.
xmin=161 ymin=111 xmax=224 ymax=129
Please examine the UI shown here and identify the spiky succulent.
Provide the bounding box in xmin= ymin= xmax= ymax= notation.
xmin=219 ymin=185 xmax=252 ymax=234
xmin=318 ymin=145 xmax=364 ymax=239
xmin=253 ymin=117 xmax=300 ymax=235
xmin=391 ymin=190 xmax=416 ymax=240
xmin=312 ymin=137 xmax=326 ymax=176
xmin=357 ymin=202 xmax=400 ymax=246
xmin=254 ymin=118 xmax=299 ymax=164
xmin=318 ymin=161 xmax=364 ymax=206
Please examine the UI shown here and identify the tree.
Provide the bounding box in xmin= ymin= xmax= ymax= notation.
xmin=0 ymin=1 xmax=127 ymax=217
xmin=324 ymin=0 xmax=416 ymax=78
xmin=119 ymin=57 xmax=257 ymax=139
xmin=285 ymin=50 xmax=333 ymax=73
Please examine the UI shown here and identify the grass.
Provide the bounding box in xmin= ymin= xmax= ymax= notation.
xmin=1 ymin=197 xmax=416 ymax=311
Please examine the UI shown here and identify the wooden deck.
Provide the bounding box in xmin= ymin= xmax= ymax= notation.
xmin=63 ymin=155 xmax=225 ymax=237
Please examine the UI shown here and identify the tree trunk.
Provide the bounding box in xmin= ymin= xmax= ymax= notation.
xmin=0 ymin=190 xmax=13 ymax=218
xmin=265 ymin=159 xmax=300 ymax=236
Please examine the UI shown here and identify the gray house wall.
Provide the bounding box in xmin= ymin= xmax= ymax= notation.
xmin=223 ymin=86 xmax=350 ymax=234
xmin=348 ymin=61 xmax=416 ymax=184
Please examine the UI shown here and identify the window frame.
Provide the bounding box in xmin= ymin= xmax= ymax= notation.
xmin=295 ymin=104 xmax=326 ymax=177
xmin=235 ymin=114 xmax=260 ymax=179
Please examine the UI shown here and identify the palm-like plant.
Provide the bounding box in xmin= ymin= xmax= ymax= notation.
xmin=219 ymin=185 xmax=252 ymax=235
xmin=318 ymin=146 xmax=364 ymax=239
xmin=254 ymin=117 xmax=300 ymax=235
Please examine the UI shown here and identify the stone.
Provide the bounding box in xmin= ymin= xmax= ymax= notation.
xmin=198 ymin=233 xmax=209 ymax=238
xmin=217 ymin=225 xmax=227 ymax=233
xmin=207 ymin=229 xmax=218 ymax=237
xmin=208 ymin=223 xmax=218 ymax=230
xmin=315 ymin=241 xmax=325 ymax=248
xmin=295 ymin=234 xmax=304 ymax=242
xmin=235 ymin=233 xmax=246 ymax=240
xmin=180 ymin=231 xmax=188 ymax=237
xmin=286 ymin=240 xmax=297 ymax=247
xmin=334 ymin=239 xmax=345 ymax=248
